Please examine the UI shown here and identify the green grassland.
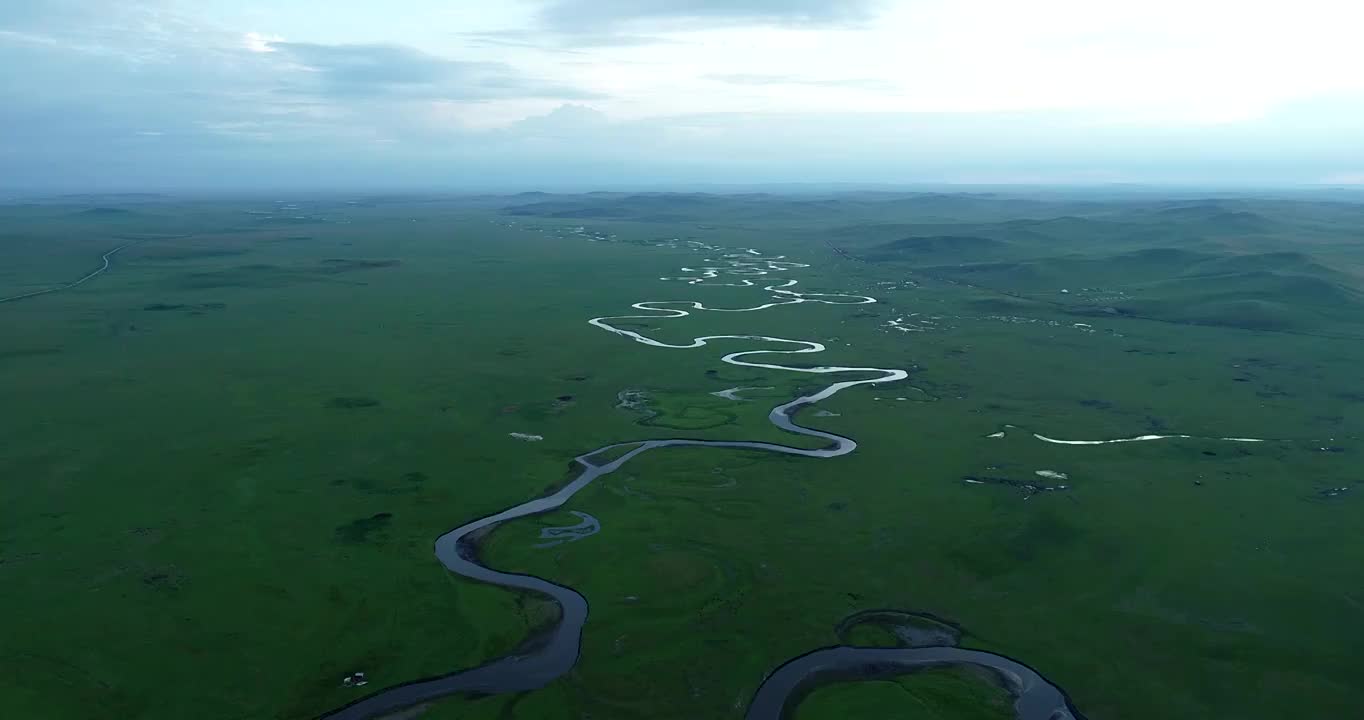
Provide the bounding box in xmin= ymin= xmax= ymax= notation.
xmin=795 ymin=670 xmax=1013 ymax=720
xmin=2 ymin=192 xmax=1362 ymax=720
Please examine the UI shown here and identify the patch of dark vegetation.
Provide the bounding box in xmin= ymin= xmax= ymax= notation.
xmin=335 ymin=513 xmax=393 ymax=544
xmin=142 ymin=302 xmax=227 ymax=312
xmin=867 ymin=235 xmax=1015 ymax=264
xmin=639 ymin=406 xmax=739 ymax=430
xmin=135 ymin=247 xmax=251 ymax=261
xmin=228 ymin=437 xmax=279 ymax=467
xmin=175 ymin=264 xmax=292 ymax=289
xmin=172 ymin=258 xmax=398 ymax=290
xmin=327 ymin=396 xmax=380 ymax=409
xmin=549 ymin=396 xmax=576 ymax=413
xmin=515 ymin=396 xmax=577 ymax=421
xmin=0 ymin=346 xmax=62 ymax=361
xmin=141 ymin=565 xmax=186 ymax=592
xmin=962 ymin=475 xmax=1067 ymax=497
xmin=1010 ymin=509 xmax=1084 ymax=565
xmin=315 ymin=258 xmax=401 ymax=274
xmin=333 ymin=472 xmax=426 ymax=496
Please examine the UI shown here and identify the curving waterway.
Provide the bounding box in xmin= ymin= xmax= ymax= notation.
xmin=987 ymin=424 xmax=1267 ymax=445
xmin=749 ymin=645 xmax=1082 ymax=720
xmin=320 ymin=244 xmax=1082 ymax=720
xmin=0 ymin=241 xmax=138 ymax=305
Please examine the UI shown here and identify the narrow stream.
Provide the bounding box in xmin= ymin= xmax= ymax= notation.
xmin=0 ymin=241 xmax=138 ymax=304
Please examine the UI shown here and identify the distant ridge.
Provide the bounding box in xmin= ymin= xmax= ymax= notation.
xmin=74 ymin=207 xmax=135 ymax=216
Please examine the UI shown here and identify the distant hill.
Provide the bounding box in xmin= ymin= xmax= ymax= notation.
xmin=505 ymin=193 xmax=731 ymax=222
xmin=835 ymin=213 xmax=1223 ymax=259
xmin=492 ymin=192 xmax=1364 ymax=336
xmin=910 ymin=243 xmax=1362 ymax=332
xmin=502 ymin=191 xmax=1091 ymax=226
xmin=866 ymin=235 xmax=1017 ymax=264
xmin=917 ymin=247 xmax=1217 ymax=291
xmin=1183 ymin=251 xmax=1353 ymax=283
xmin=73 ymin=207 xmax=135 ymax=217
xmin=59 ymin=193 xmax=165 ymax=200
xmin=1107 ymin=272 xmax=1364 ymax=331
xmin=506 ymin=202 xmax=632 ymax=219
xmin=1134 ymin=202 xmax=1285 ymax=237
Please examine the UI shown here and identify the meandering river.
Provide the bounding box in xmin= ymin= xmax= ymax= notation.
xmin=321 ymin=245 xmax=1082 ymax=720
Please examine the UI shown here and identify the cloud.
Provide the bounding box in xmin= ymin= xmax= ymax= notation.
xmin=537 ymin=0 xmax=879 ymax=33
xmin=0 ymin=0 xmax=81 ymax=27
xmin=705 ymin=73 xmax=897 ymax=92
xmin=501 ymin=103 xmax=611 ymax=137
xmin=270 ymin=42 xmax=463 ymax=90
xmin=267 ymin=41 xmax=603 ymax=101
xmin=242 ymin=32 xmax=283 ymax=54
xmin=460 ymin=28 xmax=674 ymax=51
xmin=0 ymin=29 xmax=62 ymax=47
xmin=5 ymin=0 xmax=1364 ymax=192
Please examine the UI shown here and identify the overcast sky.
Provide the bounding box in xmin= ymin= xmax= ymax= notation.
xmin=3 ymin=0 xmax=1362 ymax=191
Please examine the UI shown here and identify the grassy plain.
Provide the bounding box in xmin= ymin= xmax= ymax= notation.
xmin=2 ymin=192 xmax=1362 ymax=720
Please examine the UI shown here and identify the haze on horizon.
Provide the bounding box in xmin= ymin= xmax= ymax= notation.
xmin=3 ymin=0 xmax=1362 ymax=193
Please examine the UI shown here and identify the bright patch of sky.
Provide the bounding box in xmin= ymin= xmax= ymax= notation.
xmin=2 ymin=0 xmax=1362 ymax=190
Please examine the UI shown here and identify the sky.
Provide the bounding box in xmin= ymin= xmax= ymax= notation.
xmin=2 ymin=0 xmax=1363 ymax=191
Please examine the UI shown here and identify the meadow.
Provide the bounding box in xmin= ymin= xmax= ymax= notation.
xmin=1 ymin=191 xmax=1361 ymax=719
